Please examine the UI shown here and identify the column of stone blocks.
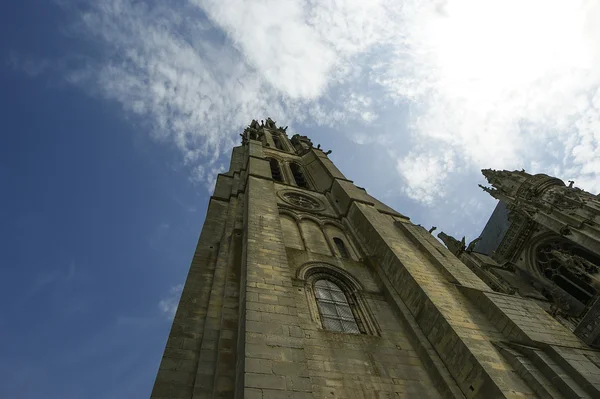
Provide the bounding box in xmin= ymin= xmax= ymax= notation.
xmin=151 ymin=198 xmax=230 ymax=399
xmin=346 ymin=201 xmax=538 ymax=398
xmin=191 ymin=197 xmax=241 ymax=398
xmin=243 ymin=175 xmax=313 ymax=399
xmin=209 ymin=225 xmax=243 ymax=398
xmin=212 ymin=196 xmax=246 ymax=397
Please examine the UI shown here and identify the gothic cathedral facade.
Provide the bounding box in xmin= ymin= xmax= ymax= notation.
xmin=151 ymin=119 xmax=600 ymax=399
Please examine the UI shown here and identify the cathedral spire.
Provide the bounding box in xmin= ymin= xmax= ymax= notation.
xmin=480 ymin=169 xmax=531 ymax=200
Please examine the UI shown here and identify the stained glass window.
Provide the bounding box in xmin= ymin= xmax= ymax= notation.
xmin=314 ymin=279 xmax=360 ymax=334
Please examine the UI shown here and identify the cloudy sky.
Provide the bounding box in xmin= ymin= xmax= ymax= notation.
xmin=2 ymin=0 xmax=599 ymax=397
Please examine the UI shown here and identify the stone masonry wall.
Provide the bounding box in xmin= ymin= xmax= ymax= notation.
xmin=285 ymin=249 xmax=445 ymax=398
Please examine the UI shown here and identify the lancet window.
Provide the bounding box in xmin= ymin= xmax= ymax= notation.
xmin=290 ymin=163 xmax=309 ymax=188
xmin=272 ymin=134 xmax=285 ymax=151
xmin=333 ymin=237 xmax=349 ymax=259
xmin=268 ymin=158 xmax=283 ymax=182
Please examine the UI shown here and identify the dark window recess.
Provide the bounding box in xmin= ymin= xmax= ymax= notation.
xmin=290 ymin=163 xmax=308 ymax=188
xmin=249 ymin=131 xmax=257 ymax=140
xmin=272 ymin=134 xmax=285 ymax=150
xmin=268 ymin=158 xmax=283 ymax=182
xmin=334 ymin=237 xmax=349 ymax=259
xmin=536 ymin=240 xmax=600 ymax=305
xmin=314 ymin=279 xmax=360 ymax=334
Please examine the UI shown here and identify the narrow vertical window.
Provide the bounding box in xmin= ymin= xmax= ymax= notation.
xmin=272 ymin=134 xmax=285 ymax=151
xmin=268 ymin=158 xmax=283 ymax=182
xmin=314 ymin=279 xmax=360 ymax=333
xmin=333 ymin=237 xmax=349 ymax=259
xmin=290 ymin=163 xmax=308 ymax=188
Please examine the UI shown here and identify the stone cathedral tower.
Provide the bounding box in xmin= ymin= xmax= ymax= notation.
xmin=151 ymin=119 xmax=600 ymax=399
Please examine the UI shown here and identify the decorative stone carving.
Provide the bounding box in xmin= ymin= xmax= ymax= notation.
xmin=437 ymin=232 xmax=466 ymax=256
xmin=466 ymin=236 xmax=482 ymax=253
xmin=279 ymin=191 xmax=323 ymax=211
xmin=265 ymin=117 xmax=277 ymax=129
xmin=540 ymin=247 xmax=600 ymax=278
xmin=291 ymin=134 xmax=313 ymax=148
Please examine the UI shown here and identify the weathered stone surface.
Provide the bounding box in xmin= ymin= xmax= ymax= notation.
xmin=151 ymin=121 xmax=600 ymax=399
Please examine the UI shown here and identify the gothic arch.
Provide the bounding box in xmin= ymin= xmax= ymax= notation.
xmin=279 ymin=214 xmax=304 ymax=250
xmin=287 ymin=162 xmax=312 ymax=189
xmin=266 ymin=157 xmax=284 ymax=182
xmin=299 ymin=219 xmax=331 ymax=256
xmin=271 ymin=132 xmax=287 ymax=151
xmin=297 ymin=214 xmax=322 ymax=225
xmin=278 ymin=208 xmax=300 ymax=222
xmin=297 ymin=262 xmax=364 ymax=289
xmin=526 ymin=233 xmax=600 ymax=306
xmin=321 ymin=219 xmax=344 ymax=230
xmin=297 ymin=262 xmax=379 ymax=335
xmin=322 ymin=222 xmax=358 ymax=261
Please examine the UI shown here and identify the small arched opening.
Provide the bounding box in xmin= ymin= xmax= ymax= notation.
xmin=333 ymin=237 xmax=349 ymax=259
xmin=272 ymin=134 xmax=285 ymax=151
xmin=290 ymin=163 xmax=309 ymax=188
xmin=267 ymin=158 xmax=283 ymax=182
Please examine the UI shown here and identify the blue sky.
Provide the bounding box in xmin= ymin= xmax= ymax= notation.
xmin=1 ymin=1 xmax=599 ymax=398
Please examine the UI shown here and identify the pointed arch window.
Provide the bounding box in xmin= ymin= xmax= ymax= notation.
xmin=314 ymin=279 xmax=360 ymax=333
xmin=333 ymin=237 xmax=349 ymax=259
xmin=301 ymin=264 xmax=380 ymax=336
xmin=272 ymin=134 xmax=285 ymax=151
xmin=290 ymin=163 xmax=308 ymax=188
xmin=536 ymin=240 xmax=600 ymax=305
xmin=268 ymin=158 xmax=283 ymax=182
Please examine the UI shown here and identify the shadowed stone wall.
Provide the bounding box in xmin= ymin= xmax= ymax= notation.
xmin=151 ymin=120 xmax=600 ymax=399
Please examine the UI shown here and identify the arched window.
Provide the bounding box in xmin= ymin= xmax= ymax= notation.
xmin=272 ymin=134 xmax=285 ymax=151
xmin=536 ymin=240 xmax=600 ymax=305
xmin=290 ymin=163 xmax=308 ymax=188
xmin=314 ymin=279 xmax=360 ymax=333
xmin=268 ymin=158 xmax=283 ymax=182
xmin=333 ymin=237 xmax=349 ymax=259
xmin=300 ymin=263 xmax=380 ymax=336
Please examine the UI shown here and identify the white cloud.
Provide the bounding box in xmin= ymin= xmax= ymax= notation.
xmin=396 ymin=149 xmax=456 ymax=204
xmin=48 ymin=0 xmax=600 ymax=203
xmin=158 ymin=284 xmax=183 ymax=319
xmin=378 ymin=0 xmax=600 ymax=201
xmin=195 ymin=0 xmax=336 ymax=99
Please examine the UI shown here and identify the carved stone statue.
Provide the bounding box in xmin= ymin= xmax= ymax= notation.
xmin=438 ymin=232 xmax=466 ymax=256
xmin=265 ymin=117 xmax=277 ymax=129
xmin=466 ymin=236 xmax=482 ymax=253
xmin=478 ymin=184 xmax=498 ymax=196
xmin=428 ymin=226 xmax=437 ymax=234
xmin=291 ymin=134 xmax=313 ymax=148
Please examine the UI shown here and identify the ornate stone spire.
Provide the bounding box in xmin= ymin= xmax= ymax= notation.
xmin=480 ymin=169 xmax=531 ymax=200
